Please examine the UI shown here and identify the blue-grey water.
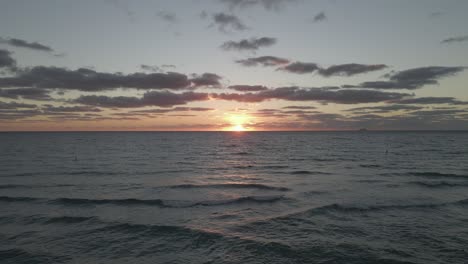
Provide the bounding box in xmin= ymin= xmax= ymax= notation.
xmin=0 ymin=132 xmax=467 ymax=264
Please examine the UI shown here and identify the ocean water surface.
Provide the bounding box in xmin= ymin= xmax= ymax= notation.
xmin=0 ymin=131 xmax=467 ymax=263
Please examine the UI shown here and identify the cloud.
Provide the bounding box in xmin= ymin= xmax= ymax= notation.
xmin=71 ymin=87 xmax=410 ymax=109
xmin=355 ymin=66 xmax=466 ymax=90
xmin=345 ymin=104 xmax=424 ymax=114
xmin=74 ymin=91 xmax=210 ymax=108
xmin=140 ymin=64 xmax=162 ymax=72
xmin=282 ymin=105 xmax=316 ymax=109
xmin=0 ymin=66 xmax=220 ymax=91
xmin=280 ymin=62 xmax=319 ymax=74
xmin=0 ymin=37 xmax=54 ymax=52
xmin=312 ymin=12 xmax=326 ymax=22
xmin=212 ymin=13 xmax=248 ymax=32
xmin=0 ymin=88 xmax=51 ymax=100
xmin=280 ymin=108 xmax=468 ymax=130
xmin=429 ymin=11 xmax=443 ymax=18
xmin=130 ymin=107 xmax=214 ymax=114
xmin=318 ymin=63 xmax=387 ymax=77
xmin=157 ymin=11 xmax=177 ymax=23
xmin=235 ymin=56 xmax=290 ymax=66
xmin=190 ymin=73 xmax=222 ymax=87
xmin=0 ymin=109 xmax=42 ymax=120
xmin=0 ymin=49 xmax=16 ymax=69
xmin=394 ymin=97 xmax=468 ymax=105
xmin=221 ymin=37 xmax=276 ymax=51
xmin=106 ymin=0 xmax=136 ymax=22
xmin=441 ymin=35 xmax=468 ymax=44
xmin=0 ymin=101 xmax=36 ymax=110
xmin=41 ymin=105 xmax=102 ymax=113
xmin=228 ymin=85 xmax=268 ymax=91
xmin=140 ymin=64 xmax=176 ymax=72
xmin=219 ymin=0 xmax=298 ymax=11
xmin=212 ymin=87 xmax=410 ymax=104
xmin=280 ymin=62 xmax=387 ymax=76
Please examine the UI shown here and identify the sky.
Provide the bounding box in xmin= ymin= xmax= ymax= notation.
xmin=0 ymin=0 xmax=468 ymax=131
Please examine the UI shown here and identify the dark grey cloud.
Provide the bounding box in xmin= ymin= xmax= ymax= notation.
xmin=0 ymin=101 xmax=36 ymax=110
xmin=212 ymin=87 xmax=410 ymax=104
xmin=0 ymin=109 xmax=42 ymax=120
xmin=219 ymin=0 xmax=297 ymax=11
xmin=221 ymin=37 xmax=276 ymax=51
xmin=247 ymin=104 xmax=468 ymax=130
xmin=282 ymin=105 xmax=316 ymax=110
xmin=72 ymin=87 xmax=409 ymax=109
xmin=0 ymin=37 xmax=54 ymax=52
xmin=140 ymin=64 xmax=176 ymax=72
xmin=0 ymin=49 xmax=16 ymax=69
xmin=212 ymin=13 xmax=248 ymax=32
xmin=235 ymin=56 xmax=290 ymax=66
xmin=0 ymin=66 xmax=220 ymax=92
xmin=280 ymin=62 xmax=387 ymax=76
xmin=228 ymin=85 xmax=268 ymax=92
xmin=318 ymin=63 xmax=387 ymax=77
xmin=355 ymin=66 xmax=466 ymax=90
xmin=140 ymin=64 xmax=162 ymax=72
xmin=130 ymin=107 xmax=214 ymax=114
xmin=312 ymin=12 xmax=326 ymax=22
xmin=405 ymin=109 xmax=467 ymax=117
xmin=107 ymin=0 xmax=136 ymax=22
xmin=157 ymin=11 xmax=177 ymax=23
xmin=190 ymin=73 xmax=222 ymax=87
xmin=346 ymin=104 xmax=424 ymax=114
xmin=74 ymin=91 xmax=210 ymax=108
xmin=441 ymin=35 xmax=468 ymax=44
xmin=280 ymin=62 xmax=319 ymax=74
xmin=429 ymin=11 xmax=443 ymax=18
xmin=0 ymin=88 xmax=51 ymax=100
xmin=289 ymin=109 xmax=468 ymax=130
xmin=41 ymin=105 xmax=102 ymax=113
xmin=282 ymin=109 xmax=320 ymax=115
xmin=395 ymin=97 xmax=468 ymax=105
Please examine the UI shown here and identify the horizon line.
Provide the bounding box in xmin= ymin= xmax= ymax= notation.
xmin=1 ymin=129 xmax=468 ymax=133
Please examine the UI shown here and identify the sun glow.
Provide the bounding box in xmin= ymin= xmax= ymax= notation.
xmin=232 ymin=124 xmax=246 ymax=132
xmin=224 ymin=114 xmax=253 ymax=131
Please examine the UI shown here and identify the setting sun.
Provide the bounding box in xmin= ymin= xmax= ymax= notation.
xmin=224 ymin=114 xmax=253 ymax=131
xmin=231 ymin=124 xmax=246 ymax=132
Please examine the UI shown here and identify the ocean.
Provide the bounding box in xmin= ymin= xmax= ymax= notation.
xmin=0 ymin=131 xmax=467 ymax=264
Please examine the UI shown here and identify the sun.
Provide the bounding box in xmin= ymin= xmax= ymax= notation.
xmin=224 ymin=114 xmax=253 ymax=131
xmin=232 ymin=124 xmax=246 ymax=132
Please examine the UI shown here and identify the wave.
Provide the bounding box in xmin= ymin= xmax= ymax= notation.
xmin=67 ymin=171 xmax=119 ymax=176
xmin=360 ymin=164 xmax=381 ymax=168
xmin=190 ymin=195 xmax=286 ymax=207
xmin=52 ymin=195 xmax=287 ymax=208
xmin=290 ymin=170 xmax=330 ymax=175
xmin=53 ymin=197 xmax=167 ymax=207
xmin=356 ymin=179 xmax=387 ymax=183
xmin=408 ymin=181 xmax=468 ymax=188
xmin=0 ymin=184 xmax=24 ymax=189
xmin=381 ymin=172 xmax=468 ymax=179
xmin=9 ymin=172 xmax=36 ymax=177
xmin=0 ymin=248 xmax=69 ymax=263
xmin=302 ymin=198 xmax=468 ymax=215
xmin=408 ymin=172 xmax=468 ymax=179
xmin=0 ymin=196 xmax=40 ymax=202
xmin=233 ymin=151 xmax=250 ymax=155
xmin=166 ymin=183 xmax=289 ymax=191
xmin=242 ymin=198 xmax=468 ymax=228
xmin=0 ymin=184 xmax=75 ymax=189
xmin=44 ymin=216 xmax=96 ymax=224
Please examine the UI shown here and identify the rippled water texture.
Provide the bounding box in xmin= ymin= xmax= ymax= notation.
xmin=1 ymin=131 xmax=467 ymax=263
